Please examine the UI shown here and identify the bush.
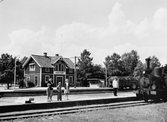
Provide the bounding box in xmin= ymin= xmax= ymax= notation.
xmin=18 ymin=79 xmax=25 ymax=88
xmin=27 ymin=81 xmax=35 ymax=88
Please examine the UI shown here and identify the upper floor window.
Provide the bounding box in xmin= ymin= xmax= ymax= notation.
xmin=45 ymin=68 xmax=50 ymax=72
xmin=29 ymin=63 xmax=35 ymax=71
xmin=55 ymin=63 xmax=66 ymax=71
xmin=55 ymin=64 xmax=58 ymax=71
xmin=62 ymin=65 xmax=65 ymax=71
xmin=69 ymin=69 xmax=73 ymax=73
xmin=59 ymin=64 xmax=61 ymax=71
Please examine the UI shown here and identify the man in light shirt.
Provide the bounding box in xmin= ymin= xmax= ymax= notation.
xmin=112 ymin=77 xmax=119 ymax=96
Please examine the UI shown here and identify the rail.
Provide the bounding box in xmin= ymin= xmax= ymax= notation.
xmin=0 ymin=100 xmax=149 ymax=121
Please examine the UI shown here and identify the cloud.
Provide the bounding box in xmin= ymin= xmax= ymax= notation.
xmin=1 ymin=26 xmax=59 ymax=57
xmin=2 ymin=2 xmax=167 ymax=66
xmin=133 ymin=18 xmax=150 ymax=37
xmin=55 ymin=22 xmax=99 ymax=44
xmin=108 ymin=2 xmax=126 ymax=27
xmin=152 ymin=7 xmax=167 ymax=32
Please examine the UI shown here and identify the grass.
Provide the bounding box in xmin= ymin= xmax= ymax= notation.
xmin=8 ymin=102 xmax=167 ymax=122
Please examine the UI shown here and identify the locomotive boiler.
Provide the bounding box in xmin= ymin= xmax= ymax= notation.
xmin=133 ymin=58 xmax=167 ymax=102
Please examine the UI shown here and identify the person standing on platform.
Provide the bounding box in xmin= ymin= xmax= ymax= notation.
xmin=46 ymin=78 xmax=53 ymax=102
xmin=112 ymin=77 xmax=119 ymax=96
xmin=56 ymin=82 xmax=62 ymax=101
xmin=64 ymin=78 xmax=70 ymax=100
xmin=46 ymin=83 xmax=52 ymax=102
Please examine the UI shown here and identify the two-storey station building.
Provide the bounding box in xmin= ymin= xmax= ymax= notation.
xmin=23 ymin=53 xmax=75 ymax=87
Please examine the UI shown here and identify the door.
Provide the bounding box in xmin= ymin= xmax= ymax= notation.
xmin=56 ymin=76 xmax=63 ymax=86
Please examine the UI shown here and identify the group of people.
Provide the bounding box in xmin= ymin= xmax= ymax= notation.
xmin=46 ymin=78 xmax=70 ymax=102
xmin=46 ymin=76 xmax=119 ymax=102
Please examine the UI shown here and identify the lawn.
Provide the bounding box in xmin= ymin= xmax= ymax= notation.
xmin=11 ymin=102 xmax=167 ymax=122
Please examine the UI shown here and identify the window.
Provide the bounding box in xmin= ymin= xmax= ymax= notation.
xmin=34 ymin=76 xmax=38 ymax=86
xmin=69 ymin=76 xmax=73 ymax=84
xmin=55 ymin=64 xmax=58 ymax=71
xmin=45 ymin=75 xmax=50 ymax=83
xmin=62 ymin=65 xmax=65 ymax=71
xmin=26 ymin=75 xmax=30 ymax=81
xmin=29 ymin=63 xmax=35 ymax=71
xmin=45 ymin=68 xmax=50 ymax=72
xmin=69 ymin=69 xmax=73 ymax=73
xmin=59 ymin=64 xmax=61 ymax=71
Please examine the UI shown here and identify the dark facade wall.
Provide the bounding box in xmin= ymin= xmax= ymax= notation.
xmin=42 ymin=68 xmax=53 ymax=73
xmin=24 ymin=58 xmax=40 ymax=74
xmin=66 ymin=69 xmax=74 ymax=74
xmin=66 ymin=75 xmax=74 ymax=84
xmin=41 ymin=74 xmax=53 ymax=87
xmin=25 ymin=73 xmax=40 ymax=86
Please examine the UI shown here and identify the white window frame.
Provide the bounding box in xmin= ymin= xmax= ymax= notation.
xmin=45 ymin=75 xmax=50 ymax=83
xmin=29 ymin=63 xmax=35 ymax=71
xmin=26 ymin=75 xmax=30 ymax=81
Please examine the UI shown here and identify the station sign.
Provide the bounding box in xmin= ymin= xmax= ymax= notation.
xmin=54 ymin=71 xmax=66 ymax=75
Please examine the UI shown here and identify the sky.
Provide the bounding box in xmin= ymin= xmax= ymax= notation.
xmin=1 ymin=0 xmax=167 ymax=66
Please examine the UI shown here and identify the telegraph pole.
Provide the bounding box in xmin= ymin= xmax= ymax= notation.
xmin=104 ymin=62 xmax=108 ymax=87
xmin=74 ymin=56 xmax=77 ymax=88
xmin=71 ymin=56 xmax=80 ymax=88
xmin=14 ymin=56 xmax=19 ymax=89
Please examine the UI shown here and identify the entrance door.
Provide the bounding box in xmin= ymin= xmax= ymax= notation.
xmin=56 ymin=76 xmax=63 ymax=86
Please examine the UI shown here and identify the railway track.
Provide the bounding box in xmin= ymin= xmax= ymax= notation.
xmin=0 ymin=100 xmax=149 ymax=121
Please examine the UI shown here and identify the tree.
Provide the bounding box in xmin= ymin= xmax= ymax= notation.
xmin=121 ymin=50 xmax=139 ymax=76
xmin=104 ymin=53 xmax=123 ymax=76
xmin=77 ymin=49 xmax=93 ymax=76
xmin=89 ymin=64 xmax=105 ymax=79
xmin=133 ymin=60 xmax=144 ymax=79
xmin=77 ymin=49 xmax=93 ymax=86
xmin=150 ymin=56 xmax=161 ymax=69
xmin=0 ymin=53 xmax=15 ymax=89
xmin=0 ymin=54 xmax=25 ymax=89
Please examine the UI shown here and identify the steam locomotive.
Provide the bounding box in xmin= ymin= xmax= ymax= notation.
xmin=133 ymin=58 xmax=167 ymax=102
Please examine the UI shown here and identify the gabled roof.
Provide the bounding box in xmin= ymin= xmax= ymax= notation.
xmin=32 ymin=55 xmax=54 ymax=68
xmin=63 ymin=58 xmax=75 ymax=69
xmin=23 ymin=54 xmax=75 ymax=69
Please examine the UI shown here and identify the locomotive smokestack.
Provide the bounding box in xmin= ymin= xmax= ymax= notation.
xmin=145 ymin=57 xmax=151 ymax=69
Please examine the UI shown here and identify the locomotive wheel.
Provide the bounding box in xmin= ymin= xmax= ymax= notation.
xmin=143 ymin=92 xmax=148 ymax=102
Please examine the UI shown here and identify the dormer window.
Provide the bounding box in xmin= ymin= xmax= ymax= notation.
xmin=29 ymin=63 xmax=35 ymax=71
xmin=45 ymin=68 xmax=50 ymax=72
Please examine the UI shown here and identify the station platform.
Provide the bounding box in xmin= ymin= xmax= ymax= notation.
xmin=0 ymin=90 xmax=135 ymax=105
xmin=0 ymin=87 xmax=113 ymax=97
xmin=0 ymin=86 xmax=137 ymax=113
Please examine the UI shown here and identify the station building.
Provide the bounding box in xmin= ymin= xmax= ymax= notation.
xmin=23 ymin=53 xmax=75 ymax=87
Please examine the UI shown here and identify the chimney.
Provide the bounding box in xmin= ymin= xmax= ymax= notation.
xmin=44 ymin=52 xmax=47 ymax=57
xmin=55 ymin=54 xmax=59 ymax=56
xmin=145 ymin=57 xmax=150 ymax=69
